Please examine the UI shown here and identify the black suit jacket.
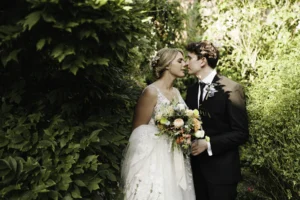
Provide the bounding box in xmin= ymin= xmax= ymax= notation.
xmin=186 ymin=74 xmax=249 ymax=184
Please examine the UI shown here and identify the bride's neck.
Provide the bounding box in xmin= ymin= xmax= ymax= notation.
xmin=155 ymin=77 xmax=174 ymax=91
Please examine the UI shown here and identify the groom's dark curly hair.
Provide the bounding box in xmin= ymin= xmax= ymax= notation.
xmin=186 ymin=41 xmax=219 ymax=68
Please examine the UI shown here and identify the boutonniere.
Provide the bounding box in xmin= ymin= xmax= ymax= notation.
xmin=205 ymin=83 xmax=218 ymax=99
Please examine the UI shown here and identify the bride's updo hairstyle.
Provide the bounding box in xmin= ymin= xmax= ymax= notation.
xmin=150 ymin=48 xmax=184 ymax=79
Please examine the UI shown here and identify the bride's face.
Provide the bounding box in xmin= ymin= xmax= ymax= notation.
xmin=167 ymin=52 xmax=186 ymax=78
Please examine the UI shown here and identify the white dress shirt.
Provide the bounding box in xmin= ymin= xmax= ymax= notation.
xmin=197 ymin=69 xmax=217 ymax=108
xmin=198 ymin=70 xmax=217 ymax=156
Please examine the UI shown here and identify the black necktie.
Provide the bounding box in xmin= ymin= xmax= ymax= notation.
xmin=199 ymin=82 xmax=206 ymax=105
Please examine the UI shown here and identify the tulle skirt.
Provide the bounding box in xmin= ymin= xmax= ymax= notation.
xmin=121 ymin=125 xmax=195 ymax=200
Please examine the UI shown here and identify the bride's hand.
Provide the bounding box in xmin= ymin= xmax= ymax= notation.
xmin=191 ymin=139 xmax=208 ymax=156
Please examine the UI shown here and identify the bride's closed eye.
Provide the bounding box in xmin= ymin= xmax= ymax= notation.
xmin=177 ymin=58 xmax=184 ymax=63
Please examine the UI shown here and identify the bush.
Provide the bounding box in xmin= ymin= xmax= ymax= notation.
xmin=0 ymin=0 xmax=186 ymax=199
xmin=243 ymin=49 xmax=300 ymax=199
xmin=184 ymin=0 xmax=300 ymax=199
xmin=0 ymin=0 xmax=151 ymax=199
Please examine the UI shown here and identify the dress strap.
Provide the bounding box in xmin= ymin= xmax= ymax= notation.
xmin=148 ymin=84 xmax=160 ymax=93
xmin=146 ymin=84 xmax=163 ymax=97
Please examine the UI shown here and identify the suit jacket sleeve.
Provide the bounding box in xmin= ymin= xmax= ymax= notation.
xmin=210 ymin=84 xmax=249 ymax=155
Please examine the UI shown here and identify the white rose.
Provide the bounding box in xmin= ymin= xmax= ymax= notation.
xmin=195 ymin=130 xmax=205 ymax=138
xmin=177 ymin=103 xmax=185 ymax=111
xmin=167 ymin=106 xmax=174 ymax=115
xmin=155 ymin=113 xmax=162 ymax=120
xmin=173 ymin=118 xmax=184 ymax=128
xmin=186 ymin=109 xmax=194 ymax=117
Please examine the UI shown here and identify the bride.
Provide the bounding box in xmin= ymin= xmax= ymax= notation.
xmin=121 ymin=48 xmax=196 ymax=200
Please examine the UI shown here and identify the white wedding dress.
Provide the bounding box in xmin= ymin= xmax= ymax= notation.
xmin=121 ymin=85 xmax=195 ymax=200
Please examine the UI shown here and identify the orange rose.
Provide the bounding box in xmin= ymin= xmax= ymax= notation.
xmin=176 ymin=137 xmax=184 ymax=144
xmin=193 ymin=118 xmax=201 ymax=132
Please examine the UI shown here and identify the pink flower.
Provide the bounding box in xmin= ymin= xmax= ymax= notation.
xmin=186 ymin=138 xmax=191 ymax=144
xmin=247 ymin=187 xmax=254 ymax=192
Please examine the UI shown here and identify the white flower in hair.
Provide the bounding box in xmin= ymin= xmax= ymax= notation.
xmin=151 ymin=55 xmax=160 ymax=67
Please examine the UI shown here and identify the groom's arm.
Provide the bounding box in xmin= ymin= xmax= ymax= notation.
xmin=210 ymin=84 xmax=249 ymax=155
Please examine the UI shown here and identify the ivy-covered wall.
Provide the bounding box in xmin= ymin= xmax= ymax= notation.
xmin=0 ymin=0 xmax=184 ymax=199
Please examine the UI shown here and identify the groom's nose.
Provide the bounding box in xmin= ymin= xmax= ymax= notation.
xmin=184 ymin=62 xmax=188 ymax=68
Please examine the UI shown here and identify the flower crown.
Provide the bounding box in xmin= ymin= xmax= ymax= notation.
xmin=150 ymin=55 xmax=160 ymax=68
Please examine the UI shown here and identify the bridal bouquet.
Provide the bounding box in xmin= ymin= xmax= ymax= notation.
xmin=154 ymin=100 xmax=205 ymax=156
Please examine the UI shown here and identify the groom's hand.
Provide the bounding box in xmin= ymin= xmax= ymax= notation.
xmin=191 ymin=139 xmax=208 ymax=156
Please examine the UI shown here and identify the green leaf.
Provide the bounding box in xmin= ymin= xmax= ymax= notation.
xmin=36 ymin=39 xmax=46 ymax=50
xmin=0 ymin=184 xmax=21 ymax=196
xmin=107 ymin=173 xmax=117 ymax=181
xmin=70 ymin=66 xmax=79 ymax=75
xmin=37 ymin=140 xmax=55 ymax=151
xmin=117 ymin=40 xmax=126 ymax=48
xmin=71 ymin=186 xmax=82 ymax=198
xmin=42 ymin=13 xmax=56 ymax=23
xmin=1 ymin=171 xmax=16 ymax=185
xmin=45 ymin=179 xmax=56 ymax=187
xmin=48 ymin=191 xmax=59 ymax=200
xmin=0 ymin=169 xmax=11 ymax=177
xmin=19 ymin=191 xmax=37 ymax=200
xmin=74 ymin=168 xmax=84 ymax=174
xmin=122 ymin=6 xmax=132 ymax=11
xmin=66 ymin=22 xmax=79 ymax=28
xmin=87 ymin=178 xmax=101 ymax=192
xmin=16 ymin=159 xmax=23 ymax=178
xmin=84 ymin=155 xmax=98 ymax=163
xmin=8 ymin=156 xmax=17 ymax=173
xmin=51 ymin=44 xmax=64 ymax=58
xmin=1 ymin=102 xmax=12 ymax=112
xmin=125 ymin=34 xmax=132 ymax=42
xmin=116 ymin=51 xmax=124 ymax=62
xmin=23 ymin=11 xmax=42 ymax=30
xmin=74 ymin=180 xmax=86 ymax=187
xmin=63 ymin=194 xmax=73 ymax=200
xmin=0 ymin=137 xmax=9 ymax=148
xmin=90 ymin=0 xmax=108 ymax=8
xmin=1 ymin=49 xmax=21 ymax=66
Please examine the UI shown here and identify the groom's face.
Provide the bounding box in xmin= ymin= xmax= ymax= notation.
xmin=186 ymin=52 xmax=203 ymax=75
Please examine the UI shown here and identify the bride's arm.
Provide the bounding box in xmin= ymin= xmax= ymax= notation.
xmin=132 ymin=87 xmax=157 ymax=130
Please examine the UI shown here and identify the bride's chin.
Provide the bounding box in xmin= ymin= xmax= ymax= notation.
xmin=178 ymin=73 xmax=185 ymax=78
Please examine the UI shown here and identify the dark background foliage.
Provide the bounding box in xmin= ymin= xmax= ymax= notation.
xmin=0 ymin=0 xmax=184 ymax=199
xmin=1 ymin=0 xmax=300 ymax=199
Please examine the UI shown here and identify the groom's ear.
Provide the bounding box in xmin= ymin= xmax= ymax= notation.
xmin=201 ymin=57 xmax=207 ymax=63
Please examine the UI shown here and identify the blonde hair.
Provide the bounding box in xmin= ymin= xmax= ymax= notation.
xmin=150 ymin=48 xmax=183 ymax=79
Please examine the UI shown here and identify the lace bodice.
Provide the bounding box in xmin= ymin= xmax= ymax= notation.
xmin=147 ymin=84 xmax=186 ymax=125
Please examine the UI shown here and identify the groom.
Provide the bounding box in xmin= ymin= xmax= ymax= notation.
xmin=185 ymin=41 xmax=249 ymax=200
